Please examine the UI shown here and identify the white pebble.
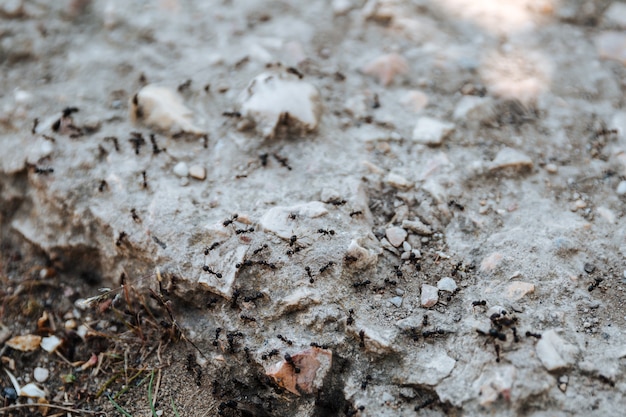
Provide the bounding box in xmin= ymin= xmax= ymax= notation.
xmin=545 ymin=163 xmax=558 ymax=174
xmin=40 ymin=335 xmax=62 ymax=353
xmin=437 ymin=277 xmax=457 ymax=292
xmin=395 ymin=288 xmax=405 ymax=296
xmin=389 ymin=296 xmax=403 ymax=307
xmin=173 ymin=162 xmax=189 ymax=177
xmin=489 ymin=147 xmax=533 ymax=172
xmin=402 ymin=241 xmax=412 ymax=252
xmin=411 ymin=117 xmax=455 ymax=146
xmin=33 ymin=367 xmax=49 ymax=383
xmin=420 ymin=284 xmax=438 ymax=308
xmin=616 ymin=181 xmax=626 ymax=195
xmin=536 ymin=330 xmax=579 ymax=371
xmin=189 ymin=165 xmax=206 ymax=180
xmin=385 ymin=173 xmax=413 ymax=190
xmin=385 ymin=226 xmax=407 ymax=247
xmin=402 ymin=219 xmax=433 ymax=236
xmin=239 ymin=71 xmax=323 ymax=138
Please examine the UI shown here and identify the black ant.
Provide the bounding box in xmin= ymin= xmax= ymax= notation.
xmin=202 ymin=265 xmax=223 ymax=278
xmin=284 ymin=353 xmax=300 ymax=373
xmin=476 ymin=328 xmax=506 ymax=342
xmin=223 ymin=214 xmax=239 ymax=227
xmin=222 ymin=111 xmax=241 ymax=118
xmin=361 ymin=375 xmax=372 ymax=390
xmin=393 ymin=266 xmax=403 ymax=278
xmin=259 ymin=153 xmax=269 ymax=167
xmin=256 ymin=260 xmax=277 ymax=270
xmin=422 ymin=329 xmax=446 ymax=338
xmin=252 ymin=244 xmax=268 ymax=255
xmin=353 ymin=280 xmax=371 ymax=289
xmin=42 ymin=134 xmax=56 ymax=142
xmin=104 ymin=136 xmax=120 ymax=152
xmin=98 ymin=180 xmax=108 ymax=192
xmin=231 ymin=289 xmax=241 ymax=308
xmin=272 ymin=153 xmax=292 ymax=170
xmin=177 ymin=79 xmax=192 ymax=92
xmin=63 ymin=107 xmax=79 ymax=117
xmin=319 ymin=261 xmax=335 ymax=274
xmin=152 ymin=235 xmax=166 ymax=249
xmin=243 ymin=292 xmax=264 ymax=303
xmin=349 ymin=210 xmax=362 ymax=217
xmin=31 ymin=118 xmax=39 ymax=134
xmin=317 ymin=229 xmax=335 ymax=237
xmin=305 ymin=266 xmax=314 ymax=283
xmin=594 ymin=128 xmax=618 ymax=138
xmin=243 ymin=347 xmax=251 ymax=363
xmin=235 ymin=227 xmax=255 ymax=234
xmin=286 ymin=67 xmax=303 ymax=79
xmin=34 ymin=166 xmax=54 ymax=175
xmin=494 ymin=344 xmax=501 ymax=362
xmin=286 ymin=247 xmax=303 ymax=256
xmin=129 ymin=132 xmax=146 ymax=155
xmin=344 ymin=254 xmax=358 ymax=263
xmin=277 ymin=334 xmax=293 ymax=346
xmin=358 ymin=330 xmax=365 ymax=348
xmin=235 ymin=260 xmax=254 ymax=269
xmin=525 ymin=331 xmax=542 ymax=339
xmin=131 ymin=208 xmax=140 ymax=223
xmin=327 ymin=199 xmax=346 ymax=206
xmin=415 ymin=398 xmax=436 ymax=411
xmin=213 ymin=328 xmax=222 ymax=346
xmin=240 ymin=314 xmax=257 ymax=323
xmin=588 ymin=277 xmax=603 ymax=292
xmin=310 ymin=342 xmax=330 ymax=349
xmin=116 ymin=231 xmax=127 ymax=246
xmin=472 ymin=300 xmax=487 ymax=307
xmin=204 ymin=242 xmax=221 ymax=255
xmin=202 ymin=134 xmax=208 ymax=149
xmin=261 ymin=349 xmax=279 ymax=360
xmin=150 ymin=134 xmax=164 ymax=154
xmin=423 ymin=315 xmax=429 ymax=327
xmin=448 ymin=200 xmax=465 ymax=211
xmin=226 ymin=331 xmax=243 ymax=353
xmin=218 ymin=400 xmax=238 ymax=415
xmin=384 ymin=278 xmax=397 ymax=286
xmin=347 ymin=309 xmax=355 ymax=326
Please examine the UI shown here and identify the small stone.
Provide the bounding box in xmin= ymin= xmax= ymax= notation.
xmin=395 ymin=288 xmax=405 ymax=296
xmin=437 ymin=277 xmax=457 ymax=293
xmin=584 ymin=263 xmax=596 ymax=274
xmin=6 ymin=335 xmax=41 ymax=352
xmin=239 ymin=71 xmax=323 ymax=138
xmin=189 ymin=165 xmax=206 ymax=180
xmin=40 ymin=335 xmax=62 ymax=353
xmin=545 ymin=163 xmax=558 ymax=173
xmin=173 ymin=162 xmax=189 ymax=177
xmin=389 ymin=296 xmax=403 ymax=307
xmin=260 ymin=202 xmax=328 ymax=240
xmin=597 ymin=206 xmax=616 ymax=224
xmin=411 ymin=117 xmax=455 ymax=146
xmin=402 ymin=219 xmax=432 ymax=236
xmin=362 ymin=53 xmax=409 ymax=86
xmin=480 ymin=252 xmax=503 ymax=272
xmin=489 ymin=147 xmax=533 ymax=173
xmin=385 ymin=173 xmax=413 ymax=190
xmin=401 ymin=90 xmax=429 ymax=112
xmin=19 ymin=383 xmax=46 ymax=399
xmin=399 ymin=387 xmax=416 ymax=399
xmin=130 ymin=85 xmax=204 ymax=136
xmin=344 ymin=238 xmax=380 ymax=270
xmin=386 ymin=226 xmax=407 ymax=247
xmin=505 ymin=281 xmax=535 ymax=301
xmin=33 ymin=367 xmax=49 ymax=383
xmin=536 ymin=329 xmax=579 ymax=371
xmin=616 ymin=181 xmax=626 ymax=195
xmin=402 ymin=241 xmax=411 ymax=252
xmin=421 ymin=284 xmax=439 ymax=308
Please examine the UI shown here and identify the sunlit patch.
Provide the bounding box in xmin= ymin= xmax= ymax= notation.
xmin=437 ymin=0 xmax=555 ymax=35
xmin=480 ymin=48 xmax=552 ymax=103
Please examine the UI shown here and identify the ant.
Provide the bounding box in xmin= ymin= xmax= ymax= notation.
xmin=286 ymin=247 xmax=303 ymax=256
xmin=286 ymin=67 xmax=303 ymax=79
xmin=422 ymin=329 xmax=446 ymax=338
xmin=305 ymin=266 xmax=314 ymax=283
xmin=63 ymin=106 xmax=79 ymax=117
xmin=277 ymin=334 xmax=293 ymax=346
xmin=347 ymin=309 xmax=355 ymax=326
xmin=353 ymin=280 xmax=371 ymax=289
xmin=223 ymin=214 xmax=239 ymax=227
xmin=235 ymin=227 xmax=255 ymax=234
xmin=222 ymin=111 xmax=241 ymax=118
xmin=594 ymin=128 xmax=618 ymax=138
xmin=186 ymin=354 xmax=203 ymax=387
xmin=588 ymin=277 xmax=603 ymax=292
xmin=319 ymin=261 xmax=335 ymax=274
xmin=361 ymin=375 xmax=372 ymax=390
xmin=384 ymin=278 xmax=397 ymax=286
xmin=349 ymin=210 xmax=362 ymax=217
xmin=310 ymin=342 xmax=330 ymax=349
xmin=177 ymin=79 xmax=192 ymax=92
xmin=358 ymin=330 xmax=365 ymax=348
xmin=327 ymin=199 xmax=346 ymax=206
xmin=472 ymin=300 xmax=487 ymax=307
xmin=202 ymin=134 xmax=208 ymax=149
xmin=131 ymin=208 xmax=140 ymax=223
xmin=42 ymin=134 xmax=56 ymax=142
xmin=226 ymin=331 xmax=243 ymax=353
xmin=231 ymin=289 xmax=241 ymax=308
xmin=272 ymin=153 xmax=292 ymax=170
xmin=213 ymin=328 xmax=222 ymax=346
xmin=243 ymin=347 xmax=251 ymax=363
xmin=259 ymin=153 xmax=269 ymax=167
xmin=141 ymin=171 xmax=148 ymax=188
xmin=204 ymin=242 xmax=221 ymax=255
xmin=525 ymin=331 xmax=542 ymax=339
xmin=104 ymin=136 xmax=120 ymax=152
xmin=476 ymin=328 xmax=506 ymax=341
xmin=284 ymin=353 xmax=300 ymax=373
xmin=261 ymin=349 xmax=279 ymax=360
xmin=152 ymin=236 xmax=166 ymax=249
xmin=448 ymin=200 xmax=465 ymax=211
xmin=256 ymin=260 xmax=277 ymax=270
xmin=129 ymin=132 xmax=146 ymax=155
xmin=98 ymin=180 xmax=108 ymax=192
xmin=317 ymin=228 xmax=335 ymax=237
xmin=202 ymin=265 xmax=223 ymax=278
xmin=393 ymin=265 xmax=403 ymax=278
xmin=240 ymin=314 xmax=257 ymax=323
xmin=344 ymin=254 xmax=358 ymax=263
xmin=116 ymin=231 xmax=127 ymax=246
xmin=34 ymin=166 xmax=54 ymax=175
xmin=31 ymin=118 xmax=39 ymax=134
xmin=243 ymin=292 xmax=263 ymax=303
xmin=150 ymin=134 xmax=164 ymax=154
xmin=252 ymin=244 xmax=268 ymax=255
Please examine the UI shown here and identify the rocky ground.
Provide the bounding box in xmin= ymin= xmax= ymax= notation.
xmin=1 ymin=0 xmax=626 ymax=416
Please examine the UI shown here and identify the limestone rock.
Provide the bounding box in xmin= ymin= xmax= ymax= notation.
xmin=189 ymin=165 xmax=206 ymax=180
xmin=259 ymin=202 xmax=328 ymax=240
xmin=266 ymin=347 xmax=332 ymax=396
xmin=394 ymin=349 xmax=456 ymax=386
xmin=130 ymin=85 xmax=204 ymax=136
xmin=385 ymin=173 xmax=413 ymax=190
xmin=350 ymin=324 xmax=398 ymax=355
xmin=362 ymin=53 xmax=409 ymax=86
xmin=412 ymin=117 xmax=454 ymax=146
xmin=437 ymin=277 xmax=458 ymax=293
xmin=239 ymin=71 xmax=323 ymax=138
xmin=385 ymin=226 xmax=407 ymax=247
xmin=505 ymin=281 xmax=535 ymax=301
xmin=489 ymin=148 xmax=533 ymax=173
xmin=402 ymin=219 xmax=432 ymax=236
xmin=535 ymin=329 xmax=579 ymax=371
xmin=344 ymin=238 xmax=380 ymax=270
xmin=421 ymin=284 xmax=439 ymax=308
